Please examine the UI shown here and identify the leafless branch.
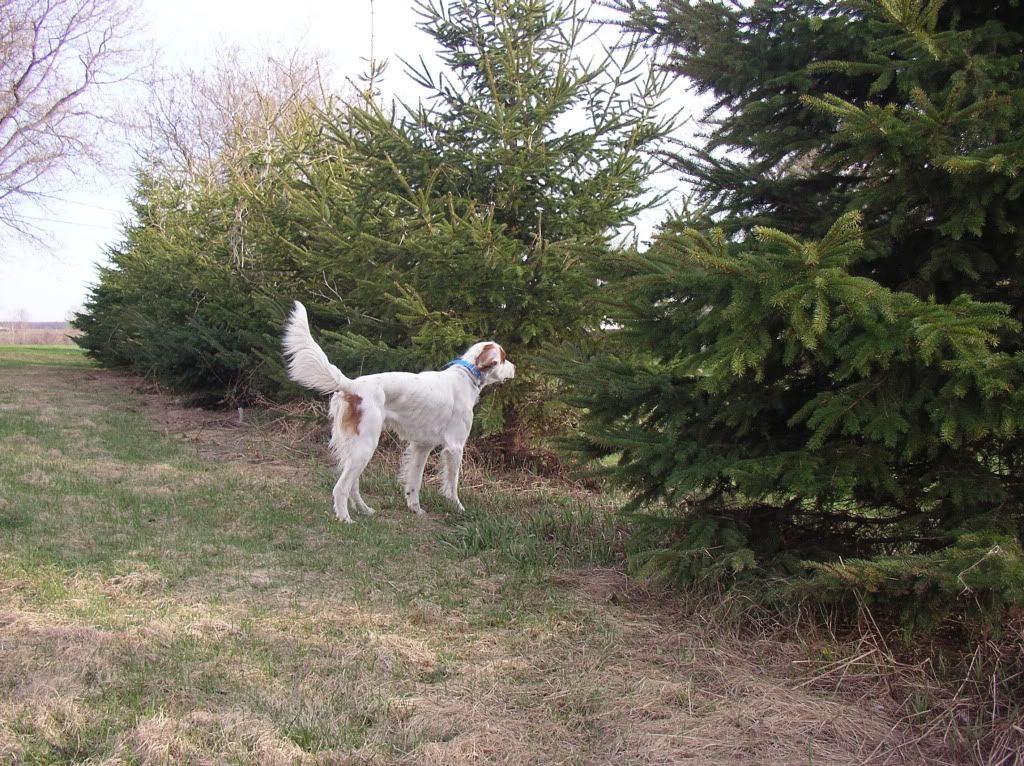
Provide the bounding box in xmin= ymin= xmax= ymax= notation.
xmin=136 ymin=43 xmax=339 ymax=189
xmin=132 ymin=42 xmax=345 ymax=267
xmin=0 ymin=0 xmax=147 ymax=240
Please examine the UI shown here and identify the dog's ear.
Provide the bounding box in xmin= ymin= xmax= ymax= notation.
xmin=475 ymin=343 xmax=505 ymax=370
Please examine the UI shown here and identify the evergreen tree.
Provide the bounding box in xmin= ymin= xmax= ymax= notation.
xmin=553 ymin=0 xmax=1024 ymax=626
xmin=265 ymin=0 xmax=670 ymax=445
xmin=74 ymin=172 xmax=279 ymax=397
xmin=73 ymin=53 xmax=334 ymax=400
xmin=73 ymin=105 xmax=327 ymax=399
xmin=75 ymin=0 xmax=670 ymax=451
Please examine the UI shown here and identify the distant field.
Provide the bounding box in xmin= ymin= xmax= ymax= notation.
xmin=0 ymin=321 xmax=79 ymax=345
xmin=0 ymin=347 xmax=969 ymax=765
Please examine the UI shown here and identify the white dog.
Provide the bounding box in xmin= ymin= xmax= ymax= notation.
xmin=282 ymin=301 xmax=515 ymax=522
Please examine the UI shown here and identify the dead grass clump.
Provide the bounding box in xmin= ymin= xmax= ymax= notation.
xmin=4 ymin=698 xmax=91 ymax=756
xmin=465 ymin=584 xmax=962 ymax=766
xmin=406 ymin=597 xmax=471 ymax=629
xmin=0 ymin=613 xmax=130 ymax=760
xmin=88 ymin=459 xmax=129 ymax=482
xmin=617 ymin=644 xmax=919 ymax=765
xmin=0 ymin=615 xmax=124 ymax=702
xmin=622 ymin=587 xmax=1021 ymax=765
xmin=103 ymin=564 xmax=167 ymax=597
xmin=0 ymin=727 xmax=23 ymax=764
xmin=551 ymin=567 xmax=650 ymax=604
xmin=370 ymin=632 xmax=439 ymax=674
xmin=127 ymin=713 xmax=207 ymax=764
xmin=127 ymin=711 xmax=312 ymax=765
xmin=19 ymin=467 xmax=52 ymax=486
xmin=87 ymin=460 xmax=182 ymax=483
xmin=791 ymin=610 xmax=1024 ymax=766
xmin=182 ymin=613 xmax=244 ymax=642
xmin=193 ymin=710 xmax=312 ymax=764
xmin=403 ymin=697 xmax=559 ymax=766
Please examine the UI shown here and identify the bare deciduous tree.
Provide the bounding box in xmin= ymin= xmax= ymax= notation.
xmin=0 ymin=0 xmax=144 ymax=238
xmin=139 ymin=44 xmax=337 ymax=186
xmin=136 ymin=44 xmax=341 ymax=268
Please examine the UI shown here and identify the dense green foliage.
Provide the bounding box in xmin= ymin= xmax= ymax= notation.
xmin=253 ymin=0 xmax=669 ymax=439
xmin=551 ymin=0 xmax=1024 ymax=626
xmin=74 ymin=0 xmax=1024 ymax=628
xmin=73 ymin=166 xmax=293 ymax=399
xmin=75 ymin=0 xmax=669 ymax=443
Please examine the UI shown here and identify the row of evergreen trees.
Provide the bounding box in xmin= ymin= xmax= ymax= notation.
xmin=76 ymin=0 xmax=1024 ymax=628
xmin=75 ymin=0 xmax=670 ymax=444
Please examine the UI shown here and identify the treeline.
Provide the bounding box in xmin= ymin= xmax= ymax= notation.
xmin=76 ymin=0 xmax=1024 ymax=631
xmin=75 ymin=0 xmax=670 ymax=444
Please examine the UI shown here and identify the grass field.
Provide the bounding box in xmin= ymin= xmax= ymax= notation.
xmin=0 ymin=346 xmax=974 ymax=764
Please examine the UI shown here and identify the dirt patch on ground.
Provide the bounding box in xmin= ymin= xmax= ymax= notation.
xmin=3 ymin=363 xmax=318 ymax=486
xmin=100 ymin=371 xmax=321 ymax=477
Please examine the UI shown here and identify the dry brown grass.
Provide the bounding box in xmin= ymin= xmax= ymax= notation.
xmin=648 ymin=590 xmax=1024 ymax=766
xmin=0 ymin=324 xmax=79 ymax=345
xmin=790 ymin=609 xmax=1024 ymax=766
xmin=2 ymin=353 xmax=1020 ymax=765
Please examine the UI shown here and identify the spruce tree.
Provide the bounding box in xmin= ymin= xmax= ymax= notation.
xmin=76 ymin=0 xmax=670 ymax=449
xmin=265 ymin=0 xmax=670 ymax=446
xmin=554 ymin=0 xmax=1024 ymax=625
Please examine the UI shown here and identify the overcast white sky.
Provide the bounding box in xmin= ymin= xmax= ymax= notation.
xmin=0 ymin=0 xmax=690 ymax=321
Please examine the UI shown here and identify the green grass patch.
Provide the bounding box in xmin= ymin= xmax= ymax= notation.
xmin=0 ymin=347 xmax=961 ymax=765
xmin=0 ymin=347 xmax=636 ymax=763
xmin=442 ymin=497 xmax=625 ymax=573
xmin=0 ymin=344 xmax=93 ymax=368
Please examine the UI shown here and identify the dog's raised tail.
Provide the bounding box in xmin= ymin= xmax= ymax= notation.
xmin=283 ymin=301 xmax=350 ymax=395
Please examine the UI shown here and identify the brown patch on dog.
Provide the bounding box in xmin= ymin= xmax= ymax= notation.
xmin=342 ymin=392 xmax=363 ymax=435
xmin=475 ymin=343 xmax=506 ymax=370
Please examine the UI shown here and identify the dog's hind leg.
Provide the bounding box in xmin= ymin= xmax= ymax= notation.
xmin=329 ymin=396 xmax=382 ymax=523
xmin=331 ymin=474 xmax=355 ymax=523
xmin=399 ymin=442 xmax=431 ymax=515
xmin=332 ymin=441 xmax=378 ymax=523
xmin=439 ymin=446 xmax=466 ymax=512
xmin=350 ymin=483 xmax=377 ymax=516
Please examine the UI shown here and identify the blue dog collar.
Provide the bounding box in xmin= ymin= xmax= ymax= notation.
xmin=442 ymin=358 xmax=483 ymax=385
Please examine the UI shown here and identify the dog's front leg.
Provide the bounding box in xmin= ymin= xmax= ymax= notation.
xmin=399 ymin=443 xmax=431 ymax=515
xmin=439 ymin=446 xmax=466 ymax=512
